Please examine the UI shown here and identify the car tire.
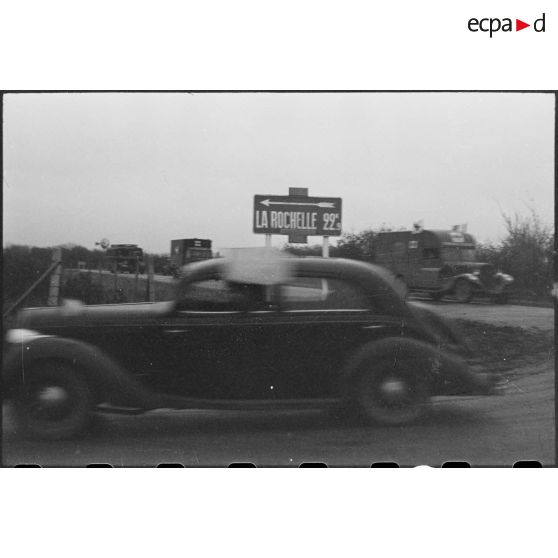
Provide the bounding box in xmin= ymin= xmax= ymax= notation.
xmin=355 ymin=360 xmax=429 ymax=426
xmin=454 ymin=279 xmax=474 ymax=303
xmin=430 ymin=291 xmax=444 ymax=302
xmin=14 ymin=360 xmax=93 ymax=440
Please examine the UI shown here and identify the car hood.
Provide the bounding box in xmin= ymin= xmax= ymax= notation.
xmin=16 ymin=300 xmax=175 ymax=329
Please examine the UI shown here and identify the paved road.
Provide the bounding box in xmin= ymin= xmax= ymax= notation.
xmin=2 ymin=359 xmax=553 ymax=467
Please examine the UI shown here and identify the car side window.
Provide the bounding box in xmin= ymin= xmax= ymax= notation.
xmin=177 ymin=279 xmax=268 ymax=312
xmin=279 ymin=277 xmax=370 ymax=311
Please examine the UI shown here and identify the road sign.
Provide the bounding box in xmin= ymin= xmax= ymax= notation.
xmin=253 ymin=194 xmax=342 ymax=237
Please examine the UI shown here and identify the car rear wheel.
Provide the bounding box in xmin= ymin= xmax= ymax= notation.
xmin=355 ymin=360 xmax=429 ymax=425
xmin=454 ymin=279 xmax=474 ymax=303
xmin=14 ymin=361 xmax=93 ymax=440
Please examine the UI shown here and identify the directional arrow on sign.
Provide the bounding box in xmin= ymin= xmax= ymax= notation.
xmin=260 ymin=199 xmax=335 ymax=208
xmin=516 ymin=19 xmax=530 ymax=31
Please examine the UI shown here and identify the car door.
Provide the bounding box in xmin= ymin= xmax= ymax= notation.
xmin=146 ymin=278 xmax=275 ymax=400
xmin=255 ymin=275 xmax=399 ymax=399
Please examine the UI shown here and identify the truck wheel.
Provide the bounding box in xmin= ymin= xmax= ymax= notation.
xmin=14 ymin=361 xmax=93 ymax=440
xmin=454 ymin=279 xmax=474 ymax=303
xmin=355 ymin=360 xmax=429 ymax=425
xmin=493 ymin=293 xmax=509 ymax=304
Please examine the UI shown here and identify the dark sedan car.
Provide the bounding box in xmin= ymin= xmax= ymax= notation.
xmin=3 ymin=255 xmax=495 ymax=440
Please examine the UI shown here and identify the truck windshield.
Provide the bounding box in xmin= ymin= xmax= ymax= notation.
xmin=441 ymin=246 xmax=476 ymax=261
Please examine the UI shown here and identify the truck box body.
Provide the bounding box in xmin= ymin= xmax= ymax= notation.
xmin=170 ymin=238 xmax=212 ymax=268
xmin=375 ymin=230 xmax=477 ymax=291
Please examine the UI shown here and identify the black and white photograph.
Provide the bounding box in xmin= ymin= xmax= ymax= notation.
xmin=2 ymin=91 xmax=555 ymax=466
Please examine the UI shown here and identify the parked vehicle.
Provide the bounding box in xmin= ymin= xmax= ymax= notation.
xmin=105 ymin=244 xmax=144 ymax=274
xmin=375 ymin=229 xmax=514 ymax=303
xmin=3 ymin=255 xmax=496 ymax=440
xmin=166 ymin=238 xmax=212 ymax=276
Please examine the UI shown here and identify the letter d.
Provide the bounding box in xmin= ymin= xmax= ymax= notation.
xmin=534 ymin=13 xmax=545 ymax=32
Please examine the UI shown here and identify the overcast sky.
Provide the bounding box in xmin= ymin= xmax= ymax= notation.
xmin=3 ymin=92 xmax=554 ymax=254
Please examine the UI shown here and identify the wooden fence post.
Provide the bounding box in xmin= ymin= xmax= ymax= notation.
xmin=47 ymin=248 xmax=62 ymax=306
xmin=147 ymin=255 xmax=155 ymax=302
xmin=134 ymin=269 xmax=139 ymax=302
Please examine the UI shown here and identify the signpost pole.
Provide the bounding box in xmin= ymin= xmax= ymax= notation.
xmin=322 ymin=236 xmax=329 ymax=258
xmin=265 ymin=234 xmax=272 ymax=249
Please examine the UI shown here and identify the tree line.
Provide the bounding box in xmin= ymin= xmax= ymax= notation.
xmin=3 ymin=211 xmax=554 ymax=310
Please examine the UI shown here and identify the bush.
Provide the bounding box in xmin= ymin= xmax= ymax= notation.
xmin=283 ymin=229 xmax=378 ymax=260
xmin=477 ymin=211 xmax=553 ymax=299
xmin=61 ymin=272 xmax=107 ymax=304
xmin=336 ymin=229 xmax=377 ymax=261
xmin=3 ymin=245 xmax=52 ymax=310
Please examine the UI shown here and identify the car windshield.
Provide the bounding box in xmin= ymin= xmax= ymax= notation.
xmin=441 ymin=246 xmax=476 ymax=262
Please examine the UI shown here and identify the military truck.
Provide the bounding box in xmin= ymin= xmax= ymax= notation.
xmin=105 ymin=244 xmax=144 ymax=274
xmin=375 ymin=229 xmax=514 ymax=303
xmin=166 ymin=238 xmax=212 ymax=277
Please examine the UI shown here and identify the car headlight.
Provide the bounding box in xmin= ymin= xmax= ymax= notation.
xmin=5 ymin=329 xmax=44 ymax=344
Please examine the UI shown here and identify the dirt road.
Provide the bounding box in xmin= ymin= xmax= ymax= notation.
xmin=423 ymin=302 xmax=553 ymax=331
xmin=2 ymin=358 xmax=553 ymax=467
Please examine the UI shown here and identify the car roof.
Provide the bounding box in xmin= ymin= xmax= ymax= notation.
xmin=378 ymin=229 xmax=476 ymax=245
xmin=181 ymin=255 xmax=388 ymax=281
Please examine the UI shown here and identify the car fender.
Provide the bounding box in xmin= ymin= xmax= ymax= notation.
xmin=340 ymin=336 xmax=491 ymax=398
xmin=441 ymin=272 xmax=480 ymax=289
xmin=2 ymin=335 xmax=157 ymax=409
xmin=408 ymin=302 xmax=471 ymax=355
xmin=495 ymin=272 xmax=514 ymax=286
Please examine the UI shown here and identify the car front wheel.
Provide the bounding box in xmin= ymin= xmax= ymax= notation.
xmin=14 ymin=361 xmax=93 ymax=440
xmin=355 ymin=360 xmax=429 ymax=426
xmin=454 ymin=279 xmax=474 ymax=303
